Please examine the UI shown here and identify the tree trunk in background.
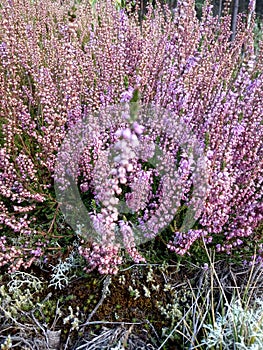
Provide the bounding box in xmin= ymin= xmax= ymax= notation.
xmin=247 ymin=0 xmax=256 ymax=28
xmin=231 ymin=0 xmax=239 ymax=41
xmin=256 ymin=0 xmax=263 ymax=17
xmin=218 ymin=0 xmax=223 ymax=18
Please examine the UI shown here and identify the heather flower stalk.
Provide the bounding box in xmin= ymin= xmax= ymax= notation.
xmin=0 ymin=0 xmax=262 ymax=273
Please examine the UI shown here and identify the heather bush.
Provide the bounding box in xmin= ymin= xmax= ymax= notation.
xmin=0 ymin=0 xmax=262 ymax=274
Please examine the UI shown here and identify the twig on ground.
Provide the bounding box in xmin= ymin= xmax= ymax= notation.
xmin=80 ymin=275 xmax=112 ymax=327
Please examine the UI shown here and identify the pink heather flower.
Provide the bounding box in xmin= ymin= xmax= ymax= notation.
xmin=132 ymin=122 xmax=144 ymax=135
xmin=122 ymin=128 xmax=132 ymax=140
xmin=120 ymin=87 xmax=134 ymax=103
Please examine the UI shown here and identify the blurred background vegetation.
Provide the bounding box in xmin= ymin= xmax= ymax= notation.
xmin=125 ymin=0 xmax=263 ymax=19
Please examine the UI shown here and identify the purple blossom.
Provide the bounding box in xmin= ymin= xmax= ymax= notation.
xmin=120 ymin=87 xmax=134 ymax=103
xmin=0 ymin=0 xmax=262 ymax=274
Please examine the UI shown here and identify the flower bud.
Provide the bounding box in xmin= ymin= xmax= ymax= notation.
xmin=122 ymin=128 xmax=132 ymax=140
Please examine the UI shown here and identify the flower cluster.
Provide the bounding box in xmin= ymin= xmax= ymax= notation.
xmin=0 ymin=0 xmax=262 ymax=273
